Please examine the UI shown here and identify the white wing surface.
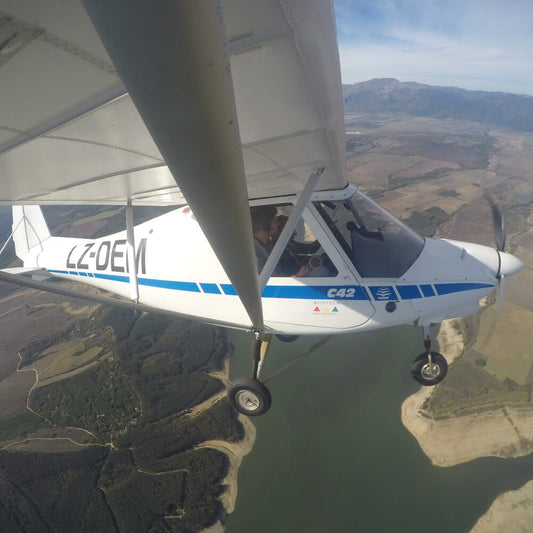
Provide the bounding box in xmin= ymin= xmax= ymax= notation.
xmin=0 ymin=0 xmax=347 ymax=330
xmin=0 ymin=0 xmax=346 ymax=206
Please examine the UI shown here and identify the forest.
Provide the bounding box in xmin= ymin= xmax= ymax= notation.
xmin=0 ymin=304 xmax=244 ymax=532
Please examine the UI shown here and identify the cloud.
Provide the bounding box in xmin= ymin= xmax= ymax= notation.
xmin=335 ymin=0 xmax=533 ymax=95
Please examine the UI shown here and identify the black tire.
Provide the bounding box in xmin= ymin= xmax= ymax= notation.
xmin=410 ymin=351 xmax=448 ymax=386
xmin=227 ymin=378 xmax=272 ymax=416
xmin=275 ymin=334 xmax=299 ymax=343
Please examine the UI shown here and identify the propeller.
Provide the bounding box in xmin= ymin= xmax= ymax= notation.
xmin=486 ymin=191 xmax=506 ymax=254
xmin=480 ymin=190 xmax=524 ymax=348
xmin=484 ymin=190 xmax=507 ymax=317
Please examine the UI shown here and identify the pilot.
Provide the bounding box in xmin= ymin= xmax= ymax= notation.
xmin=250 ymin=205 xmax=280 ymax=274
xmin=250 ymin=206 xmax=310 ymax=277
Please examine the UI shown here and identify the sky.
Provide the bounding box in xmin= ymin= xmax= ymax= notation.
xmin=334 ymin=0 xmax=533 ymax=96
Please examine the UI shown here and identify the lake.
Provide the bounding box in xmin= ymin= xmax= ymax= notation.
xmin=226 ymin=326 xmax=533 ymax=532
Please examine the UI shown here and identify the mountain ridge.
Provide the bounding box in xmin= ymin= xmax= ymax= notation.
xmin=343 ymin=78 xmax=533 ymax=132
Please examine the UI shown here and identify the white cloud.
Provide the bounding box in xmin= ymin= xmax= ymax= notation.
xmin=335 ymin=0 xmax=533 ymax=95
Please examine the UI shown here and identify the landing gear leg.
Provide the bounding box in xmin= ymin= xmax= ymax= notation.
xmin=410 ymin=324 xmax=448 ymax=386
xmin=227 ymin=333 xmax=273 ymax=416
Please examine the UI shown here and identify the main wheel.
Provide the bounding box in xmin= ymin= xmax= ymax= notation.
xmin=275 ymin=334 xmax=299 ymax=343
xmin=410 ymin=351 xmax=448 ymax=386
xmin=227 ymin=378 xmax=272 ymax=416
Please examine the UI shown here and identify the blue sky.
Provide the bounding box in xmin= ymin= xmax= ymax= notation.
xmin=334 ymin=0 xmax=533 ymax=96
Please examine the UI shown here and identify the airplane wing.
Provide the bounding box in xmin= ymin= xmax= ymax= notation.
xmin=0 ymin=0 xmax=346 ymax=205
xmin=0 ymin=0 xmax=347 ymax=330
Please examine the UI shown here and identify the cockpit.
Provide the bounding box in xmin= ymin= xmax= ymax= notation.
xmin=251 ymin=189 xmax=424 ymax=281
xmin=313 ymin=190 xmax=425 ymax=278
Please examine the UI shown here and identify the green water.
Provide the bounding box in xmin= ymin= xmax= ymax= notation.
xmin=226 ymin=327 xmax=533 ymax=532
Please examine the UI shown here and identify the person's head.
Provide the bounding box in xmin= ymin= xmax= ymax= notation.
xmin=250 ymin=205 xmax=278 ymax=235
xmin=271 ymin=214 xmax=288 ymax=241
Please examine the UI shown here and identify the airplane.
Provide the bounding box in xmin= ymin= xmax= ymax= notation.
xmin=0 ymin=1 xmax=524 ymax=417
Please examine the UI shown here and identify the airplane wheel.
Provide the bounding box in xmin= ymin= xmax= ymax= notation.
xmin=275 ymin=334 xmax=299 ymax=342
xmin=227 ymin=378 xmax=272 ymax=416
xmin=410 ymin=352 xmax=448 ymax=386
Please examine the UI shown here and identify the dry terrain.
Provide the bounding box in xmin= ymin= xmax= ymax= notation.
xmin=347 ymin=114 xmax=533 ymax=531
xmin=347 ymin=115 xmax=533 ymax=386
xmin=0 ymin=112 xmax=531 ymax=530
xmin=0 ymin=287 xmax=105 ymax=449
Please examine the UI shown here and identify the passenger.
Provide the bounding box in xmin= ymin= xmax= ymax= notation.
xmin=272 ymin=215 xmax=335 ymax=277
xmin=273 ymin=215 xmax=321 ymax=256
xmin=269 ymin=215 xmax=310 ymax=276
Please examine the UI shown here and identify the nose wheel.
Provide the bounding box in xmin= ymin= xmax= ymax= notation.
xmin=411 ymin=325 xmax=448 ymax=386
xmin=411 ymin=351 xmax=448 ymax=385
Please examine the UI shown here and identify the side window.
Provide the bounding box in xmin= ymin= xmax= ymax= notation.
xmin=250 ymin=204 xmax=338 ymax=278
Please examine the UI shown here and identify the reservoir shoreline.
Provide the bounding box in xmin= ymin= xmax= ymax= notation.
xmin=402 ymin=319 xmax=533 ymax=531
xmin=403 ymin=319 xmax=533 ymax=466
xmin=227 ymin=326 xmax=533 ymax=532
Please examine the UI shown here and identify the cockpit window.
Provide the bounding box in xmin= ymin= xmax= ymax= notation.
xmin=314 ymin=191 xmax=424 ymax=277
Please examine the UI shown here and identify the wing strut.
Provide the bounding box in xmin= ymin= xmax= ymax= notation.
xmin=125 ymin=202 xmax=139 ymax=303
xmin=82 ymin=0 xmax=263 ymax=330
xmin=258 ymin=168 xmax=324 ymax=291
xmin=0 ymin=270 xmax=179 ymax=318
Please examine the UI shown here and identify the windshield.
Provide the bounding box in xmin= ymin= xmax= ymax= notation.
xmin=314 ymin=191 xmax=424 ymax=277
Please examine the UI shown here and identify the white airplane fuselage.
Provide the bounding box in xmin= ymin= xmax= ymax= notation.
xmin=22 ymin=187 xmax=523 ymax=336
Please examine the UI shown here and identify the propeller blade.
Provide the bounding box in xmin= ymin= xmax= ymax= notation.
xmin=480 ymin=273 xmax=505 ymax=350
xmin=496 ymin=273 xmax=505 ymax=317
xmin=484 ymin=190 xmax=506 ymax=252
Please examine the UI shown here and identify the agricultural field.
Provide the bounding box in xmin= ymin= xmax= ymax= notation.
xmin=0 ymin=111 xmax=531 ymax=529
xmin=32 ymin=336 xmax=111 ymax=388
xmin=0 ymin=280 xmax=243 ymax=530
xmin=346 ymin=113 xmax=533 ymax=416
xmin=6 ymin=178 xmax=238 ymax=525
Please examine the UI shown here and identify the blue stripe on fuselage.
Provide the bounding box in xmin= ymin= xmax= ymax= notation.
xmin=262 ymin=285 xmax=369 ymax=300
xmin=435 ymin=282 xmax=493 ymax=295
xmin=396 ymin=285 xmax=422 ymax=299
xmin=47 ymin=270 xmax=494 ymax=300
xmin=138 ymin=278 xmax=200 ymax=292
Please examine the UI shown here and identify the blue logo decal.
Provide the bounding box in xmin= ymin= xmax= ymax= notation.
xmin=369 ymin=286 xmax=398 ymax=301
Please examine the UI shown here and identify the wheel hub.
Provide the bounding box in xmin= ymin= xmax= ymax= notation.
xmin=235 ymin=389 xmax=261 ymax=412
xmin=421 ymin=362 xmax=441 ymax=380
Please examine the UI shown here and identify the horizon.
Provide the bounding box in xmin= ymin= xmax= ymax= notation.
xmin=341 ymin=77 xmax=533 ymax=98
xmin=334 ymin=0 xmax=533 ymax=98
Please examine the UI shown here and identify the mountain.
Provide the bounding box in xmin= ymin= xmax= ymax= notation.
xmin=343 ymin=78 xmax=533 ymax=132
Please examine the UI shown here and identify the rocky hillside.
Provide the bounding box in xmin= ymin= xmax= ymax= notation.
xmin=343 ymin=78 xmax=533 ymax=132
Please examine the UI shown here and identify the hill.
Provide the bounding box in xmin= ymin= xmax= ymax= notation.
xmin=343 ymin=78 xmax=533 ymax=132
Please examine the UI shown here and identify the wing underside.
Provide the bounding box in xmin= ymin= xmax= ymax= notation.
xmin=1 ymin=0 xmax=348 ymax=331
xmin=0 ymin=0 xmax=347 ymax=206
